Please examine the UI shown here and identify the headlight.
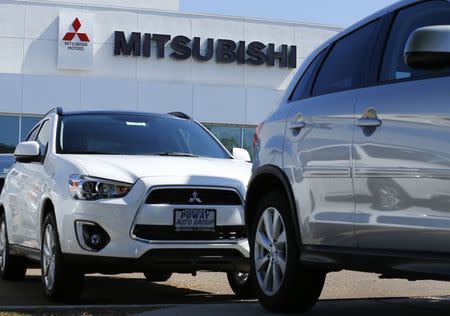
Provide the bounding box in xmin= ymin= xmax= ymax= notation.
xmin=69 ymin=175 xmax=133 ymax=200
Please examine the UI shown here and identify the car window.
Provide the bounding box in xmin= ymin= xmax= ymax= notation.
xmin=58 ymin=114 xmax=230 ymax=159
xmin=381 ymin=1 xmax=450 ymax=82
xmin=26 ymin=124 xmax=41 ymax=141
xmin=36 ymin=120 xmax=50 ymax=146
xmin=290 ymin=49 xmax=326 ymax=101
xmin=312 ymin=20 xmax=379 ymax=96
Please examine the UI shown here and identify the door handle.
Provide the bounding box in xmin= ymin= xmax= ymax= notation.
xmin=357 ymin=118 xmax=382 ymax=127
xmin=290 ymin=113 xmax=305 ymax=130
xmin=357 ymin=107 xmax=382 ymax=127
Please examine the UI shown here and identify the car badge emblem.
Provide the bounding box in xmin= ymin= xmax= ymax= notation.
xmin=189 ymin=191 xmax=202 ymax=203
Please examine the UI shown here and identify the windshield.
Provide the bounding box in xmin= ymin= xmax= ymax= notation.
xmin=58 ymin=114 xmax=230 ymax=159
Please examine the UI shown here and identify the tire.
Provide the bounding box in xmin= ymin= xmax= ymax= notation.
xmin=227 ymin=272 xmax=257 ymax=299
xmin=41 ymin=212 xmax=84 ymax=302
xmin=143 ymin=272 xmax=172 ymax=282
xmin=250 ymin=190 xmax=326 ymax=314
xmin=0 ymin=213 xmax=27 ymax=281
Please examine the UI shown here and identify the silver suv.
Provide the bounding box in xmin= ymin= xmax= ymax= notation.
xmin=246 ymin=0 xmax=450 ymax=313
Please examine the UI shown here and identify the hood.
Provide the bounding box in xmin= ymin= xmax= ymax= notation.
xmin=63 ymin=155 xmax=252 ymax=186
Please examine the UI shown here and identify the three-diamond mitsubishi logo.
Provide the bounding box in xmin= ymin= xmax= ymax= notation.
xmin=62 ymin=17 xmax=90 ymax=52
xmin=63 ymin=17 xmax=90 ymax=42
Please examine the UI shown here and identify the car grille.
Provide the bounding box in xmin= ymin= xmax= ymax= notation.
xmin=133 ymin=225 xmax=247 ymax=241
xmin=146 ymin=188 xmax=242 ymax=205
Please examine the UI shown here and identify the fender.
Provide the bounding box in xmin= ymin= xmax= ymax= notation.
xmin=246 ymin=164 xmax=302 ymax=247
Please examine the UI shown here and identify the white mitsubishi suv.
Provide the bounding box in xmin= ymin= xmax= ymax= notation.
xmin=0 ymin=108 xmax=254 ymax=302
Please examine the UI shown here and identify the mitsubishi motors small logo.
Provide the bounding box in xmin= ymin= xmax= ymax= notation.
xmin=63 ymin=17 xmax=90 ymax=42
xmin=58 ymin=12 xmax=94 ymax=70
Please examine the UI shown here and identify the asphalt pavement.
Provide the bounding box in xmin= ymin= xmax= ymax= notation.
xmin=0 ymin=270 xmax=449 ymax=314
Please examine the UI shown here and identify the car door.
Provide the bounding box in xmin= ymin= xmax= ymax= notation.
xmin=353 ymin=0 xmax=450 ymax=252
xmin=283 ymin=19 xmax=381 ymax=247
xmin=6 ymin=123 xmax=41 ymax=247
xmin=9 ymin=119 xmax=51 ymax=249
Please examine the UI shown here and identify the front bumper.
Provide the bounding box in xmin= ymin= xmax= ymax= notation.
xmin=55 ymin=176 xmax=250 ymax=273
xmin=64 ymin=247 xmax=249 ymax=274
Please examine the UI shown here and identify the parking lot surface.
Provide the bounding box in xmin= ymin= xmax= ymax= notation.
xmin=0 ymin=270 xmax=450 ymax=314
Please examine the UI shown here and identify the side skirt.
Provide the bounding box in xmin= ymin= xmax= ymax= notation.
xmin=9 ymin=244 xmax=41 ymax=265
xmin=301 ymin=245 xmax=450 ymax=281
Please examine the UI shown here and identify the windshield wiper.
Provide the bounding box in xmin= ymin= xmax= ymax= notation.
xmin=155 ymin=152 xmax=198 ymax=157
xmin=65 ymin=151 xmax=121 ymax=155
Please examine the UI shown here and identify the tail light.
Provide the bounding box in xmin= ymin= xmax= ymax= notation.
xmin=253 ymin=122 xmax=264 ymax=148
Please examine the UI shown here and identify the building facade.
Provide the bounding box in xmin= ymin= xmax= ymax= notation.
xmin=0 ymin=0 xmax=341 ymax=155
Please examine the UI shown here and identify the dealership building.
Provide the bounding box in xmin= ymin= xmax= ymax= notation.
xmin=0 ymin=0 xmax=341 ymax=154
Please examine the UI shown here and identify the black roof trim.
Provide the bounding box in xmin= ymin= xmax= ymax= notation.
xmin=168 ymin=112 xmax=192 ymax=120
xmin=43 ymin=107 xmax=63 ymax=117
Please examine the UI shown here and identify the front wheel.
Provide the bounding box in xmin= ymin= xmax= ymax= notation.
xmin=250 ymin=190 xmax=326 ymax=313
xmin=227 ymin=272 xmax=257 ymax=299
xmin=0 ymin=213 xmax=27 ymax=281
xmin=41 ymin=212 xmax=84 ymax=302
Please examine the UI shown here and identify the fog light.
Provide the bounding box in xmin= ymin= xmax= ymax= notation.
xmin=75 ymin=221 xmax=110 ymax=252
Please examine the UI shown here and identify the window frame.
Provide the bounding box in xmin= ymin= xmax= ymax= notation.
xmin=377 ymin=0 xmax=450 ymax=85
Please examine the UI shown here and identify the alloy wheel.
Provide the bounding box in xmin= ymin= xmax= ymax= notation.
xmin=254 ymin=207 xmax=287 ymax=296
xmin=42 ymin=224 xmax=56 ymax=290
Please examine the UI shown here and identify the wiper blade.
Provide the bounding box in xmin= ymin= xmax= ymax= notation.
xmin=66 ymin=151 xmax=121 ymax=155
xmin=155 ymin=152 xmax=198 ymax=157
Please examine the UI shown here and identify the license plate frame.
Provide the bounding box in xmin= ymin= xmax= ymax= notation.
xmin=174 ymin=208 xmax=217 ymax=232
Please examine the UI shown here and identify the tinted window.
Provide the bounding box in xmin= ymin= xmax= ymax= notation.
xmin=381 ymin=1 xmax=450 ymax=81
xmin=26 ymin=125 xmax=40 ymax=141
xmin=243 ymin=127 xmax=256 ymax=159
xmin=36 ymin=120 xmax=51 ymax=147
xmin=0 ymin=116 xmax=19 ymax=153
xmin=59 ymin=114 xmax=229 ymax=159
xmin=21 ymin=116 xmax=42 ymax=141
xmin=312 ymin=20 xmax=379 ymax=96
xmin=290 ymin=49 xmax=326 ymax=101
xmin=205 ymin=125 xmax=241 ymax=153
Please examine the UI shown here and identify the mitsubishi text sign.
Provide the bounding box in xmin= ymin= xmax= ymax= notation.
xmin=58 ymin=12 xmax=94 ymax=70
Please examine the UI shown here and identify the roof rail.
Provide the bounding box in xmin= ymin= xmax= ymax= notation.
xmin=168 ymin=112 xmax=191 ymax=120
xmin=43 ymin=107 xmax=63 ymax=117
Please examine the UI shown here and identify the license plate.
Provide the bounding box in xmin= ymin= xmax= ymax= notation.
xmin=174 ymin=209 xmax=216 ymax=232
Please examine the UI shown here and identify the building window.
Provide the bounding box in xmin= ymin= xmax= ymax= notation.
xmin=243 ymin=127 xmax=256 ymax=157
xmin=0 ymin=116 xmax=20 ymax=153
xmin=204 ymin=123 xmax=256 ymax=158
xmin=21 ymin=116 xmax=42 ymax=141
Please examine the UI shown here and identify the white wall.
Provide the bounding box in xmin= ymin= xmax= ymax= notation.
xmin=10 ymin=0 xmax=180 ymax=11
xmin=0 ymin=0 xmax=341 ymax=125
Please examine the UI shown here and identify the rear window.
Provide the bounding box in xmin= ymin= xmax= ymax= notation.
xmin=58 ymin=114 xmax=229 ymax=159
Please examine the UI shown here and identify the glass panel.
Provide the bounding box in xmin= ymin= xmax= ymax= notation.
xmin=312 ymin=20 xmax=378 ymax=96
xmin=243 ymin=127 xmax=256 ymax=159
xmin=0 ymin=116 xmax=19 ymax=153
xmin=290 ymin=49 xmax=326 ymax=101
xmin=21 ymin=116 xmax=42 ymax=141
xmin=205 ymin=125 xmax=242 ymax=153
xmin=381 ymin=1 xmax=450 ymax=81
xmin=59 ymin=114 xmax=229 ymax=159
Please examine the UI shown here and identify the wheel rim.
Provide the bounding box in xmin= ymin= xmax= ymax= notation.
xmin=42 ymin=224 xmax=56 ymax=290
xmin=231 ymin=272 xmax=249 ymax=285
xmin=0 ymin=221 xmax=6 ymax=272
xmin=254 ymin=207 xmax=287 ymax=296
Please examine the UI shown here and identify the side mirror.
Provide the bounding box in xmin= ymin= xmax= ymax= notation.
xmin=14 ymin=141 xmax=40 ymax=163
xmin=232 ymin=147 xmax=251 ymax=162
xmin=404 ymin=25 xmax=450 ymax=69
